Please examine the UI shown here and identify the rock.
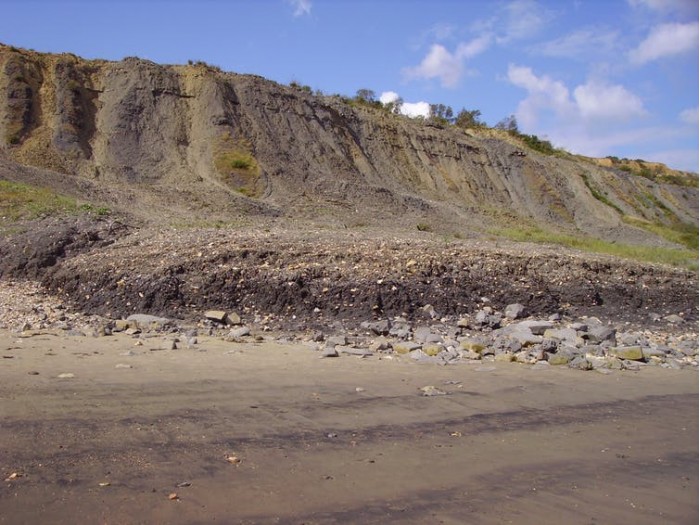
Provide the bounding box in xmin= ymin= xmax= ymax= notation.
xmin=610 ymin=346 xmax=644 ymax=361
xmin=498 ymin=326 xmax=543 ymax=347
xmin=422 ymin=344 xmax=443 ymax=357
xmin=459 ymin=349 xmax=481 ymax=360
xmin=457 ymin=317 xmax=470 ymax=328
xmin=663 ymin=314 xmax=684 ymax=324
xmin=676 ymin=340 xmax=698 ymax=356
xmin=369 ymin=337 xmax=392 ymax=353
xmin=361 ymin=320 xmax=390 ymax=335
xmin=621 ymin=360 xmax=641 ymax=371
xmin=642 ymin=346 xmax=667 ymax=359
xmin=338 ymin=346 xmax=373 ymax=357
xmin=541 ymin=338 xmax=558 ymax=353
xmin=504 ymin=303 xmax=526 ymax=320
xmin=548 ymin=353 xmax=572 ymax=366
xmin=320 ymin=347 xmax=339 ymax=358
xmin=227 ymin=312 xmax=242 ymax=325
xmin=204 ymin=310 xmax=229 ymax=323
xmin=113 ymin=319 xmax=130 ymax=332
xmin=126 ymin=314 xmax=171 ymax=330
xmin=413 ymin=326 xmax=432 ymax=343
xmin=543 ymin=328 xmax=579 ymax=345
xmin=419 ymin=385 xmax=447 ymax=396
xmin=569 ymin=356 xmax=593 ymax=370
xmin=586 ymin=326 xmax=616 ymax=344
xmin=327 ymin=335 xmax=347 ymax=347
xmin=460 ymin=338 xmax=487 ymax=353
xmin=515 ymin=320 xmax=553 ymax=336
xmin=393 ymin=342 xmax=422 ymax=355
xmin=115 ymin=363 xmax=132 ymax=369
xmin=229 ymin=326 xmax=251 ymax=338
xmin=421 ymin=304 xmax=438 ymax=319
xmin=495 ymin=353 xmax=514 ymax=363
xmin=57 ymin=373 xmax=75 ymax=378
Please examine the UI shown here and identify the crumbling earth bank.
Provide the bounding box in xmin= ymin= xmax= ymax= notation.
xmin=37 ymin=227 xmax=697 ymax=328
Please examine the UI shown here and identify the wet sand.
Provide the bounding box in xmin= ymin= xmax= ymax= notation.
xmin=1 ymin=330 xmax=697 ymax=524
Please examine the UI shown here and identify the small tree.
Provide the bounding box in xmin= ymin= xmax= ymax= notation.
xmin=384 ymin=96 xmax=404 ymax=115
xmin=454 ymin=108 xmax=484 ymax=129
xmin=495 ymin=114 xmax=519 ymax=134
xmin=355 ymin=89 xmax=376 ymax=103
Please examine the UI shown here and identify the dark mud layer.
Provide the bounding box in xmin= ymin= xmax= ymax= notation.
xmin=0 ymin=215 xmax=129 ymax=279
xmin=0 ymin=219 xmax=696 ymax=330
xmin=37 ymin=226 xmax=698 ymax=330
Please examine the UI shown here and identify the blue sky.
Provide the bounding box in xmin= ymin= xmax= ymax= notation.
xmin=1 ymin=0 xmax=698 ymax=172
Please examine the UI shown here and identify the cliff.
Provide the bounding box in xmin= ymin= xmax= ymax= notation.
xmin=0 ymin=44 xmax=697 ymax=246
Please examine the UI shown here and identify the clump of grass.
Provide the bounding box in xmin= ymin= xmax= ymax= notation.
xmin=581 ymin=173 xmax=623 ymax=214
xmin=0 ymin=180 xmax=79 ymax=224
xmin=213 ymin=133 xmax=261 ymax=197
xmin=492 ymin=224 xmax=697 ymax=269
xmin=623 ymin=216 xmax=698 ymax=250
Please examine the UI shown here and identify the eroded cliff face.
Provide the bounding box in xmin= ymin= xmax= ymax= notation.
xmin=0 ymin=44 xmax=697 ymax=242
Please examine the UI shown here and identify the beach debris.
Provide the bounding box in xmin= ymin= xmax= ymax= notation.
xmin=225 ymin=454 xmax=241 ymax=465
xmin=419 ymin=385 xmax=447 ymax=396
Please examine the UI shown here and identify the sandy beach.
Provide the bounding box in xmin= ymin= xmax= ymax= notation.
xmin=1 ymin=329 xmax=697 ymax=524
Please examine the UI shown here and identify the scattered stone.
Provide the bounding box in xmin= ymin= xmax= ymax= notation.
xmin=204 ymin=310 xmax=229 ymax=324
xmin=229 ymin=326 xmax=251 ymax=338
xmin=610 ymin=346 xmax=644 ymax=361
xmin=227 ymin=312 xmax=242 ymax=325
xmin=548 ymin=353 xmax=572 ymax=366
xmin=419 ymin=385 xmax=447 ymax=396
xmin=505 ymin=303 xmax=526 ymax=320
xmin=515 ymin=320 xmax=553 ymax=336
xmin=586 ymin=325 xmax=617 ymax=344
xmin=320 ymin=347 xmax=339 ymax=358
xmin=338 ymin=346 xmax=373 ymax=357
xmin=664 ymin=314 xmax=684 ymax=324
xmin=393 ymin=341 xmax=422 ymax=354
xmin=57 ymin=373 xmax=74 ymax=378
xmin=126 ymin=314 xmax=171 ymax=330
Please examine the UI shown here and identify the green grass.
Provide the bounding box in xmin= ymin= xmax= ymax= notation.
xmin=623 ymin=216 xmax=698 ymax=250
xmin=581 ymin=174 xmax=623 ymax=214
xmin=493 ymin=225 xmax=698 ymax=270
xmin=0 ymin=180 xmax=80 ymax=223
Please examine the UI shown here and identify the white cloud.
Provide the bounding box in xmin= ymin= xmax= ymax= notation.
xmin=506 ymin=65 xmax=573 ymax=127
xmin=400 ymin=101 xmax=431 ymax=118
xmin=287 ymin=0 xmax=311 ymax=17
xmin=379 ymin=91 xmax=430 ymax=118
xmin=533 ymin=28 xmax=619 ymax=58
xmin=644 ymin=149 xmax=699 ymax=173
xmin=508 ymin=65 xmax=647 ymax=126
xmin=379 ymin=91 xmax=400 ymax=104
xmin=498 ymin=0 xmax=551 ymax=42
xmin=573 ymin=81 xmax=647 ymax=121
xmin=403 ymin=35 xmax=491 ymax=88
xmin=679 ymin=107 xmax=699 ymax=125
xmin=629 ymin=22 xmax=699 ymax=64
xmin=403 ymin=44 xmax=464 ymax=87
xmin=627 ymin=0 xmax=694 ymax=12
